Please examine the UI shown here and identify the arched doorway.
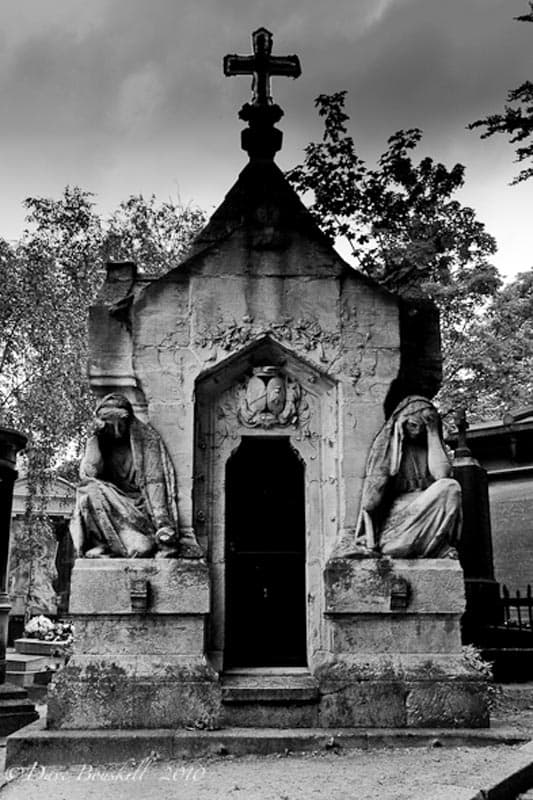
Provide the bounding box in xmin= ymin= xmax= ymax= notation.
xmin=224 ymin=437 xmax=306 ymax=668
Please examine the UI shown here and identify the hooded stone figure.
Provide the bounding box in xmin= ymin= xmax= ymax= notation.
xmin=347 ymin=395 xmax=462 ymax=558
xmin=70 ymin=394 xmax=202 ymax=559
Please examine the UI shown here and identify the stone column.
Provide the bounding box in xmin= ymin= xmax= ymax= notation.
xmin=0 ymin=426 xmax=38 ymax=733
xmin=452 ymin=410 xmax=501 ymax=642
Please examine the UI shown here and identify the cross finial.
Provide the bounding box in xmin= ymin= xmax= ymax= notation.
xmin=454 ymin=406 xmax=472 ymax=458
xmin=224 ymin=27 xmax=301 ymax=107
xmin=223 ymin=28 xmax=302 ymax=160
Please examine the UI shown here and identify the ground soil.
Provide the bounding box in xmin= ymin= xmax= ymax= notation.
xmin=0 ymin=687 xmax=531 ymax=800
xmin=0 ymin=744 xmax=523 ymax=800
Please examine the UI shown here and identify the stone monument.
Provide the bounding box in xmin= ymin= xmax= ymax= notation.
xmin=451 ymin=408 xmax=501 ymax=642
xmin=0 ymin=428 xmax=38 ymax=734
xmin=45 ymin=28 xmax=488 ymax=734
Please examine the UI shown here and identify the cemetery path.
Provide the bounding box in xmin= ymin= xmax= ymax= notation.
xmin=0 ymin=744 xmax=525 ymax=800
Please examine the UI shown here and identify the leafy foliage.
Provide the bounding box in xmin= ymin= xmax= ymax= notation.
xmin=1 ymin=187 xmax=205 ymax=615
xmin=439 ymin=269 xmax=533 ymax=421
xmin=287 ymin=92 xmax=500 ymax=331
xmin=469 ymin=11 xmax=533 ymax=184
xmin=287 ymin=91 xmax=503 ymax=418
xmin=106 ymin=194 xmax=205 ymax=273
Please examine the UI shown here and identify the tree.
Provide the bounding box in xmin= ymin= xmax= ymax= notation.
xmin=469 ymin=9 xmax=533 ymax=184
xmin=106 ymin=194 xmax=206 ymax=273
xmin=287 ymin=93 xmax=499 ymax=313
xmin=439 ymin=268 xmax=533 ymax=421
xmin=0 ymin=187 xmax=205 ymax=617
xmin=287 ymin=91 xmax=501 ymax=416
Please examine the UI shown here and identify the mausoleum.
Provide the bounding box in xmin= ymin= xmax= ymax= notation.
xmin=47 ymin=29 xmax=488 ymax=732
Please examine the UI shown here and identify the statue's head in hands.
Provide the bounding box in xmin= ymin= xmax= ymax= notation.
xmin=94 ymin=394 xmax=134 ymax=441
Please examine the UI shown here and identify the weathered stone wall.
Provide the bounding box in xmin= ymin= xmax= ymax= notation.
xmin=131 ymin=255 xmax=400 ymax=536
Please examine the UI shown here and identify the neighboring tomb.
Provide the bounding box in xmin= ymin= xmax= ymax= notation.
xmin=454 ymin=408 xmax=533 ymax=595
xmin=47 ymin=28 xmax=488 ymax=732
xmin=9 ymin=474 xmax=76 ymax=624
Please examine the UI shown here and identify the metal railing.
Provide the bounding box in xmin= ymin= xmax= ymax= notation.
xmin=501 ymin=584 xmax=533 ymax=630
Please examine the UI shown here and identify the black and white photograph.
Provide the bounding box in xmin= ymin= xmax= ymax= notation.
xmin=0 ymin=1 xmax=532 ymax=797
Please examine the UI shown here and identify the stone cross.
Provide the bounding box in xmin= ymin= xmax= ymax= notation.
xmin=224 ymin=27 xmax=301 ymax=107
xmin=454 ymin=406 xmax=472 ymax=458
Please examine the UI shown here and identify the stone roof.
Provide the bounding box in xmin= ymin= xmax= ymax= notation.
xmin=165 ymin=157 xmax=392 ymax=297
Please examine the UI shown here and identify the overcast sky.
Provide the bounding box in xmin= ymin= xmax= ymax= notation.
xmin=1 ymin=0 xmax=531 ymax=279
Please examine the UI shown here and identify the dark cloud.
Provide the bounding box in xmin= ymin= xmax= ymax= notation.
xmin=0 ymin=0 xmax=531 ymax=275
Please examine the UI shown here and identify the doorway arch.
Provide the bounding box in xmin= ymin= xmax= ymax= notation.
xmin=225 ymin=437 xmax=306 ymax=667
xmin=193 ymin=336 xmax=338 ymax=673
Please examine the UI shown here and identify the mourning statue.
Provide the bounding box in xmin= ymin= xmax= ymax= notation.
xmin=343 ymin=395 xmax=462 ymax=559
xmin=70 ymin=394 xmax=202 ymax=559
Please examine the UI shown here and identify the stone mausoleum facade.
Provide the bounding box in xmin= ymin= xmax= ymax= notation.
xmin=48 ymin=30 xmax=488 ymax=731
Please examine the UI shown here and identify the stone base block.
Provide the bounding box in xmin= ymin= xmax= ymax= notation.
xmin=71 ymin=615 xmax=205 ymax=656
xmin=405 ymin=680 xmax=489 ymax=727
xmin=319 ymin=680 xmax=407 ymax=727
xmin=318 ymin=679 xmax=487 ymax=728
xmin=315 ymin=654 xmax=489 ymax=728
xmin=69 ymin=558 xmax=209 ymax=615
xmin=325 ymin=557 xmax=465 ymax=615
xmin=47 ymin=655 xmax=222 ymax=730
xmin=331 ymin=614 xmax=462 ymax=654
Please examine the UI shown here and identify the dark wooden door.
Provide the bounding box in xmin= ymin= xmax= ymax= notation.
xmin=225 ymin=437 xmax=306 ymax=668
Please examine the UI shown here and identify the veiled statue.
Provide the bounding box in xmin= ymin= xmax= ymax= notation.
xmin=342 ymin=395 xmax=462 ymax=559
xmin=70 ymin=394 xmax=202 ymax=559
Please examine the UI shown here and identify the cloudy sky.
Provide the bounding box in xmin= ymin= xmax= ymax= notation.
xmin=1 ymin=0 xmax=531 ymax=279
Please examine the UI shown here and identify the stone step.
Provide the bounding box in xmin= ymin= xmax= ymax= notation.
xmin=0 ymin=684 xmax=33 ymax=701
xmin=0 ymin=710 xmax=40 ymax=737
xmin=6 ymin=653 xmax=51 ymax=673
xmin=0 ymin=683 xmax=39 ymax=736
xmin=222 ymin=671 xmax=319 ymax=704
xmin=6 ymin=719 xmax=527 ymax=768
xmin=0 ymin=697 xmax=39 ymax=713
xmin=221 ymin=671 xmax=320 ymax=727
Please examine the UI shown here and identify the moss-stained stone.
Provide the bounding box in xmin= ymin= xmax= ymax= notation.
xmin=325 ymin=559 xmax=465 ymax=615
xmin=405 ymin=681 xmax=490 ymax=728
xmin=312 ymin=650 xmax=489 ymax=728
xmin=319 ymin=681 xmax=407 ymax=728
xmin=47 ymin=657 xmax=222 ymax=730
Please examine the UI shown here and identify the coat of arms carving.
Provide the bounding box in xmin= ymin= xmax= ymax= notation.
xmin=238 ymin=366 xmax=306 ymax=428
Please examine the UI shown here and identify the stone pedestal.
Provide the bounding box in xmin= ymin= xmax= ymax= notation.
xmin=322 ymin=558 xmax=489 ymax=728
xmin=453 ymin=455 xmax=502 ymax=641
xmin=47 ymin=559 xmax=222 ymax=730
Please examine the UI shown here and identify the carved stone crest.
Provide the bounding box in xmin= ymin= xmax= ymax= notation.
xmin=238 ymin=366 xmax=304 ymax=428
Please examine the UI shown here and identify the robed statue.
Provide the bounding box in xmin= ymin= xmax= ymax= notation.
xmin=70 ymin=394 xmax=202 ymax=559
xmin=343 ymin=396 xmax=462 ymax=559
